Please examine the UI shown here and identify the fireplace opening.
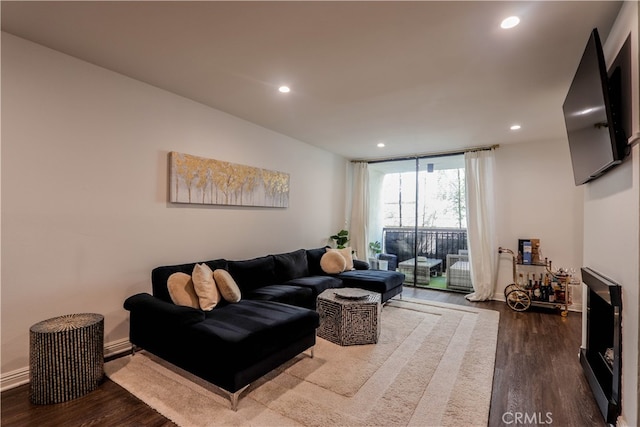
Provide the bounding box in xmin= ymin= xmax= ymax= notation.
xmin=580 ymin=267 xmax=622 ymax=425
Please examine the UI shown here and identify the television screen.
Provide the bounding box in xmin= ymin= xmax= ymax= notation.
xmin=562 ymin=28 xmax=625 ymax=186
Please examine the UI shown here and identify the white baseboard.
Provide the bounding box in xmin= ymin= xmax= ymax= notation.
xmin=0 ymin=338 xmax=131 ymax=392
xmin=493 ymin=291 xmax=506 ymax=302
xmin=104 ymin=337 xmax=133 ymax=359
xmin=0 ymin=367 xmax=30 ymax=392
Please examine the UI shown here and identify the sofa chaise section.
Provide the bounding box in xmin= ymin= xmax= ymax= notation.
xmin=124 ymin=293 xmax=318 ymax=410
xmin=338 ymin=269 xmax=404 ymax=302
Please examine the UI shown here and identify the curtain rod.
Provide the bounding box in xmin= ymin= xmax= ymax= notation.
xmin=351 ymin=144 xmax=498 ymax=164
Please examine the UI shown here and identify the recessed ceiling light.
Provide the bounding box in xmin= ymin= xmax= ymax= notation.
xmin=501 ymin=16 xmax=520 ymax=29
xmin=278 ymin=86 xmax=290 ymax=93
xmin=510 ymin=124 xmax=521 ymax=130
xmin=377 ymin=142 xmax=385 ymax=148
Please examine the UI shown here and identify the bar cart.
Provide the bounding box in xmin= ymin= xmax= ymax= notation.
xmin=499 ymin=247 xmax=573 ymax=316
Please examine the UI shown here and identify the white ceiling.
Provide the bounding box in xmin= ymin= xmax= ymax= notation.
xmin=1 ymin=1 xmax=622 ymax=160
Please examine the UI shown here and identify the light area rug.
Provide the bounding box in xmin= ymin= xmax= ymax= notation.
xmin=105 ymin=297 xmax=499 ymax=427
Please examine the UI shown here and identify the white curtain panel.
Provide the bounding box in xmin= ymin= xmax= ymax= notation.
xmin=367 ymin=168 xmax=386 ymax=256
xmin=349 ymin=162 xmax=369 ymax=260
xmin=464 ymin=150 xmax=497 ymax=301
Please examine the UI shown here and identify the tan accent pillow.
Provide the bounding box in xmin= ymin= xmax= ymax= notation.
xmin=167 ymin=272 xmax=199 ymax=309
xmin=213 ymin=269 xmax=241 ymax=303
xmin=328 ymin=247 xmax=354 ymax=270
xmin=192 ymin=263 xmax=220 ymax=311
xmin=320 ymin=250 xmax=347 ymax=274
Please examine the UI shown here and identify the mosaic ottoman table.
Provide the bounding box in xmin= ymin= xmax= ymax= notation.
xmin=316 ymin=288 xmax=381 ymax=346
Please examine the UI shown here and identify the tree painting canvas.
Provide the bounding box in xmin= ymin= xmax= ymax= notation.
xmin=169 ymin=152 xmax=290 ymax=208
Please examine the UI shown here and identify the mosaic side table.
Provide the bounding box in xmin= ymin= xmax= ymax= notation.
xmin=317 ymin=288 xmax=381 ymax=346
xmin=29 ymin=313 xmax=104 ymax=404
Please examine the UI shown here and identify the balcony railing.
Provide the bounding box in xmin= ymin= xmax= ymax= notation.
xmin=382 ymin=227 xmax=468 ymax=273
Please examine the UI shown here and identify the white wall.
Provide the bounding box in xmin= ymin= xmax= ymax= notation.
xmin=0 ymin=33 xmax=347 ymax=384
xmin=584 ymin=2 xmax=639 ymax=425
xmin=494 ymin=139 xmax=584 ymax=307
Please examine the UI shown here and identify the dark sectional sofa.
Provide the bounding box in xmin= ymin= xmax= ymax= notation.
xmin=124 ymin=247 xmax=404 ymax=410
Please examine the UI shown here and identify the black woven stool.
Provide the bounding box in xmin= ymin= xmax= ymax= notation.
xmin=29 ymin=313 xmax=104 ymax=404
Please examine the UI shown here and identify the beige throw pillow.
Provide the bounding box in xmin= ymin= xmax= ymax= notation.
xmin=213 ymin=269 xmax=242 ymax=303
xmin=320 ymin=250 xmax=347 ymax=274
xmin=192 ymin=263 xmax=220 ymax=311
xmin=328 ymin=247 xmax=354 ymax=270
xmin=167 ymin=272 xmax=200 ymax=309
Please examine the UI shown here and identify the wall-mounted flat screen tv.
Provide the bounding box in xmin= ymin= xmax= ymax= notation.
xmin=562 ymin=28 xmax=627 ymax=186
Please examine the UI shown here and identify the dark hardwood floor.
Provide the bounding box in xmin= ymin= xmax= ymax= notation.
xmin=1 ymin=287 xmax=605 ymax=426
xmin=403 ymin=287 xmax=605 ymax=427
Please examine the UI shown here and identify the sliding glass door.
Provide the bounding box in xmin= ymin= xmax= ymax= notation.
xmin=368 ymin=155 xmax=469 ymax=291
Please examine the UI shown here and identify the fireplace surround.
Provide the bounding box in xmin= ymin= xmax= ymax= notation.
xmin=580 ymin=267 xmax=622 ymax=425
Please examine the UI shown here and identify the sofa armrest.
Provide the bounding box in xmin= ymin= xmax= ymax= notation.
xmin=353 ymin=259 xmax=370 ymax=270
xmin=377 ymin=254 xmax=398 ymax=271
xmin=124 ymin=293 xmax=205 ymax=326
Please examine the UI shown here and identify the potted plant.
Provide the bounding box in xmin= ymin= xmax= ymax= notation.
xmin=369 ymin=241 xmax=382 ymax=257
xmin=330 ymin=229 xmax=350 ymax=249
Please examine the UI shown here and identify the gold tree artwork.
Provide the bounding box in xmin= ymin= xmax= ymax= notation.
xmin=169 ymin=152 xmax=289 ymax=207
